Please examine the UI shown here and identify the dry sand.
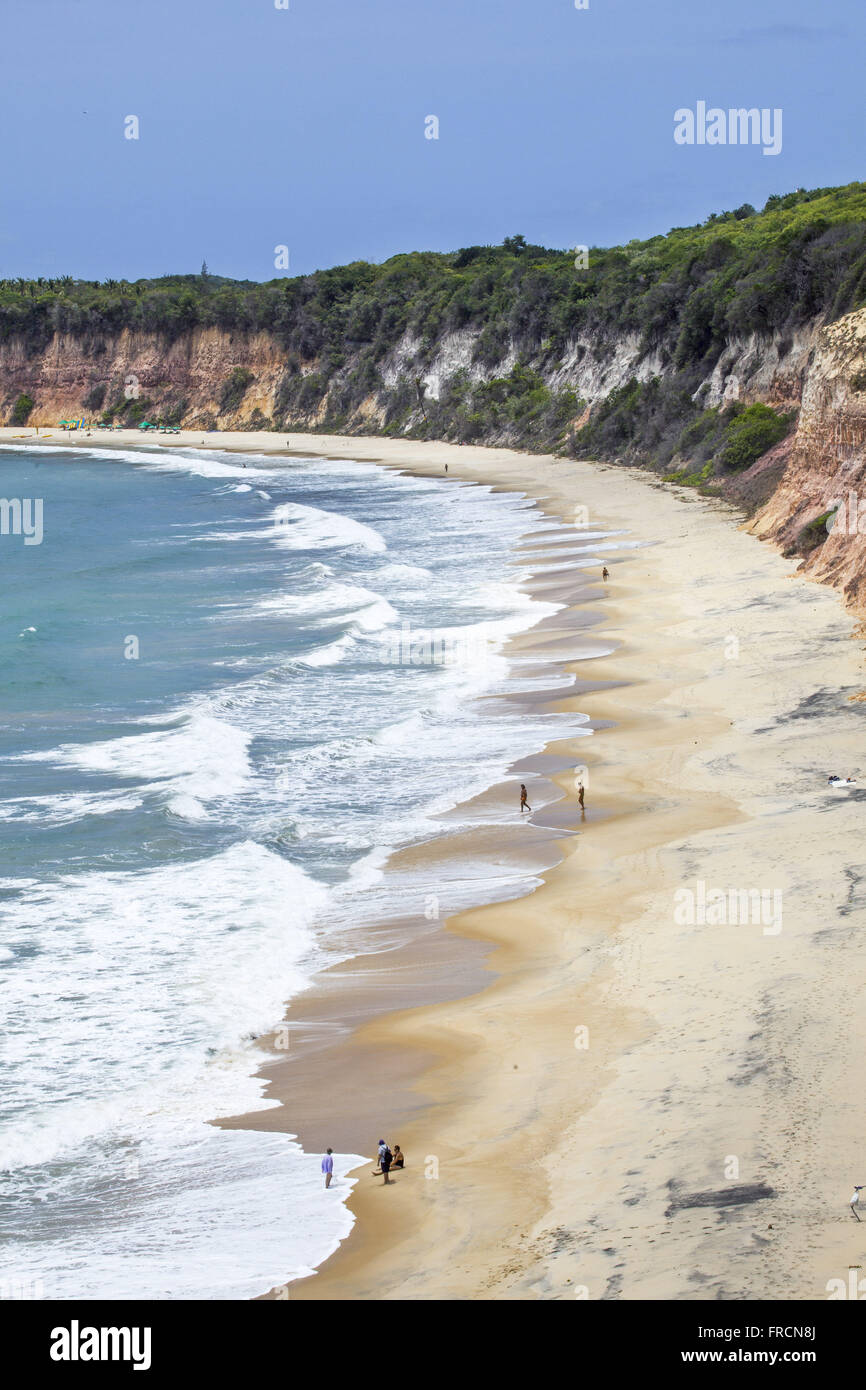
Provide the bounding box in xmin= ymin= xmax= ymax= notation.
xmin=8 ymin=425 xmax=866 ymax=1300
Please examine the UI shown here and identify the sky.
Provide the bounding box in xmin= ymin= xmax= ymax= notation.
xmin=1 ymin=0 xmax=864 ymax=281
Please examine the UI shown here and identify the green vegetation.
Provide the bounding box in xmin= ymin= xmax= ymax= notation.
xmin=118 ymin=396 xmax=152 ymax=425
xmin=10 ymin=392 xmax=34 ymax=425
xmin=412 ymin=363 xmax=581 ymax=449
xmin=660 ymin=401 xmax=796 ymax=486
xmin=718 ymin=402 xmax=794 ymax=470
xmin=2 ymin=182 xmax=866 ymax=462
xmin=218 ymin=367 xmax=255 ymax=414
xmin=795 ymin=509 xmax=837 ymax=555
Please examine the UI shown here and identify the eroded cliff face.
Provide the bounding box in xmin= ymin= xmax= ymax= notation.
xmin=378 ymin=321 xmax=821 ymax=415
xmin=0 ymin=319 xmax=826 ymax=433
xmin=4 ymin=310 xmax=866 ymax=610
xmin=0 ymin=328 xmax=289 ymax=429
xmin=746 ymin=308 xmax=866 ymax=610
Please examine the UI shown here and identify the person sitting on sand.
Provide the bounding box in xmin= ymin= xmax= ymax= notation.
xmin=520 ymin=783 xmax=531 ymax=813
xmin=391 ymin=1144 xmax=405 ymax=1170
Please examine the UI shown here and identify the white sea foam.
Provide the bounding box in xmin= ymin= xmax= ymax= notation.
xmin=257 ymin=581 xmax=398 ymax=639
xmin=0 ymin=789 xmax=144 ymax=825
xmin=0 ymin=443 xmax=282 ymax=482
xmin=0 ymin=841 xmax=329 ymax=1172
xmin=1 ymin=1133 xmax=365 ymax=1300
xmin=373 ymin=562 xmax=434 ymax=584
xmin=297 ymin=633 xmax=357 ymax=667
xmin=130 ymin=448 xmax=284 ymax=481
xmin=267 ymin=501 xmax=386 ymax=553
xmin=17 ymin=713 xmax=252 ymax=821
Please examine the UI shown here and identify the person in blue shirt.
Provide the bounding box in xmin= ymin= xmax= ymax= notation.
xmin=321 ymin=1148 xmax=334 ymax=1188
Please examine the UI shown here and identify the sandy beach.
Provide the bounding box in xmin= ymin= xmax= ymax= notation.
xmin=8 ymin=425 xmax=866 ymax=1301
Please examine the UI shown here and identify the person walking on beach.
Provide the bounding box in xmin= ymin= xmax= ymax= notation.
xmin=602 ymin=566 xmax=609 ymax=581
xmin=520 ymin=783 xmax=531 ymax=813
xmin=577 ymin=781 xmax=585 ymax=810
xmin=321 ymin=1148 xmax=334 ymax=1188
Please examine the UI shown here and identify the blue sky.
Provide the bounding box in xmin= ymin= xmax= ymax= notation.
xmin=2 ymin=0 xmax=863 ymax=280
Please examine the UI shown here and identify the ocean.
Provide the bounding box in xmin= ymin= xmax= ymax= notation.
xmin=0 ymin=442 xmax=596 ymax=1299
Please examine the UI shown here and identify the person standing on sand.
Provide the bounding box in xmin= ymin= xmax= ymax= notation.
xmin=380 ymin=1142 xmax=393 ymax=1184
xmin=577 ymin=781 xmax=585 ymax=810
xmin=445 ymin=463 xmax=448 ymax=473
xmin=602 ymin=566 xmax=609 ymax=581
xmin=321 ymin=1148 xmax=334 ymax=1188
xmin=520 ymin=783 xmax=531 ymax=813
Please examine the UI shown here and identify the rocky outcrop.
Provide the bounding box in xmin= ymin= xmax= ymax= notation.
xmin=747 ymin=308 xmax=866 ymax=610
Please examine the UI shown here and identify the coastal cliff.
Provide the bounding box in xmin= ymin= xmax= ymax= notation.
xmin=3 ymin=181 xmax=866 ymax=607
xmin=0 ymin=327 xmax=288 ymax=434
xmin=744 ymin=308 xmax=866 ymax=610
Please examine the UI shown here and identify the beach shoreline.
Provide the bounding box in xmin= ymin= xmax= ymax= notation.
xmin=6 ymin=426 xmax=866 ymax=1301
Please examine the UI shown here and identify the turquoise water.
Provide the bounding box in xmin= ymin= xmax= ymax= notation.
xmin=0 ymin=443 xmax=585 ymax=1298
